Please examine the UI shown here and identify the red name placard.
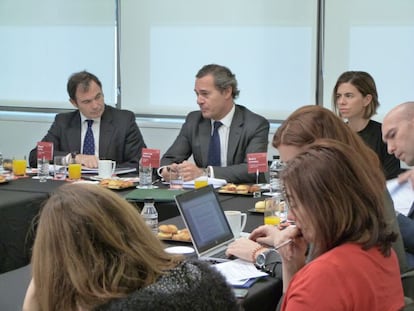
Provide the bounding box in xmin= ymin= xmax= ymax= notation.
xmin=37 ymin=142 xmax=53 ymax=161
xmin=141 ymin=148 xmax=161 ymax=168
xmin=247 ymin=152 xmax=268 ymax=173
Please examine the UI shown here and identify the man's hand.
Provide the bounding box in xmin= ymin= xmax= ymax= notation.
xmin=398 ymin=169 xmax=414 ymax=190
xmin=177 ymin=161 xmax=204 ymax=181
xmin=75 ymin=154 xmax=98 ymax=168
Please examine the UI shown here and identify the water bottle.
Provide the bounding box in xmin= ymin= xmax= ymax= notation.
xmin=269 ymin=155 xmax=285 ymax=194
xmin=141 ymin=198 xmax=158 ymax=234
xmin=139 ymin=157 xmax=152 ymax=188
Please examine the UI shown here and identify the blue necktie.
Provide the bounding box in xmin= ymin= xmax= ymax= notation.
xmin=208 ymin=121 xmax=222 ymax=166
xmin=83 ymin=119 xmax=95 ymax=155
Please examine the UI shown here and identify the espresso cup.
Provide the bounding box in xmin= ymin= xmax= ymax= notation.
xmin=224 ymin=210 xmax=247 ymax=238
xmin=98 ymin=160 xmax=116 ymax=179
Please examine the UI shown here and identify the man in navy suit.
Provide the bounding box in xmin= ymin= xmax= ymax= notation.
xmin=160 ymin=64 xmax=269 ymax=184
xmin=29 ymin=71 xmax=146 ymax=169
xmin=383 ymin=101 xmax=414 ymax=267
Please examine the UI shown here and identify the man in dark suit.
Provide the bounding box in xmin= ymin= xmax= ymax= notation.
xmin=383 ymin=101 xmax=414 ymax=268
xmin=29 ymin=71 xmax=146 ymax=169
xmin=160 ymin=64 xmax=269 ymax=184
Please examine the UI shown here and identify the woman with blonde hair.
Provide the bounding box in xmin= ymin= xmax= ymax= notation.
xmin=23 ymin=183 xmax=238 ymax=311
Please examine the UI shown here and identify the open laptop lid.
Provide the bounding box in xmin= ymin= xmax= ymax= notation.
xmin=175 ymin=185 xmax=235 ymax=258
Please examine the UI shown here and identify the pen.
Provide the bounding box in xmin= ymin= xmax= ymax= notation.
xmin=275 ymin=239 xmax=293 ymax=250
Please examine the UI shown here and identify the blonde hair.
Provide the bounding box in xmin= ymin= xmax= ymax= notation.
xmin=32 ymin=183 xmax=182 ymax=311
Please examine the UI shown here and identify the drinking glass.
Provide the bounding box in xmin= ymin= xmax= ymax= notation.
xmin=194 ymin=171 xmax=208 ymax=189
xmin=68 ymin=163 xmax=81 ymax=180
xmin=12 ymin=159 xmax=27 ymax=176
xmin=54 ymin=156 xmax=68 ymax=180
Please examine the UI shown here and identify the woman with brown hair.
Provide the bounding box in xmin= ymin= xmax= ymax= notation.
xmin=332 ymin=70 xmax=401 ymax=179
xmin=276 ymin=139 xmax=403 ymax=310
xmin=23 ymin=183 xmax=238 ymax=311
xmin=226 ymin=105 xmax=407 ymax=273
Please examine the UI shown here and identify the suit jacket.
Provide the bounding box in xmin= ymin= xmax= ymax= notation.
xmin=29 ymin=105 xmax=146 ymax=169
xmin=398 ymin=202 xmax=414 ymax=268
xmin=161 ymin=105 xmax=270 ymax=184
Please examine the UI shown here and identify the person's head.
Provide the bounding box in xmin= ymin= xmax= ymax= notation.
xmin=194 ymin=64 xmax=239 ymax=120
xmin=281 ymin=139 xmax=395 ymax=259
xmin=273 ymin=105 xmax=380 ymax=169
xmin=32 ymin=183 xmax=182 ymax=311
xmin=67 ymin=70 xmax=105 ymax=119
xmin=382 ymin=101 xmax=414 ymax=166
xmin=332 ymin=71 xmax=379 ymax=120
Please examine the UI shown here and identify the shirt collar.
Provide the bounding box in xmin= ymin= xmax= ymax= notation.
xmin=211 ymin=104 xmax=235 ymax=128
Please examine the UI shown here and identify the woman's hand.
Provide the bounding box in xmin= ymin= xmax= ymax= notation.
xmin=274 ymin=226 xmax=307 ymax=292
xmin=249 ymin=225 xmax=281 ymax=246
xmin=226 ymin=238 xmax=268 ymax=262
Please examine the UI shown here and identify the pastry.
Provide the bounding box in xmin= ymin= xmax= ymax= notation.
xmin=236 ymin=184 xmax=249 ymax=194
xmin=255 ymin=200 xmax=266 ymax=211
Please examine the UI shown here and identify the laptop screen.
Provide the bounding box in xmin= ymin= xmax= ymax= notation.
xmin=175 ymin=185 xmax=234 ymax=254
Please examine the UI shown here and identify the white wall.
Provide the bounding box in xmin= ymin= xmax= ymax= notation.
xmin=0 ymin=113 xmax=279 ymax=163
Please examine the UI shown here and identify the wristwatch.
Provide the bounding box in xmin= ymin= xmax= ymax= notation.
xmin=255 ymin=249 xmax=279 ymax=269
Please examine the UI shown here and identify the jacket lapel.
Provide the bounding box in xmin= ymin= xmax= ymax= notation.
xmin=226 ymin=106 xmax=243 ymax=165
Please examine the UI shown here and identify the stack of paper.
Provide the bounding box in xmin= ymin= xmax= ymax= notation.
xmin=213 ymin=259 xmax=268 ymax=288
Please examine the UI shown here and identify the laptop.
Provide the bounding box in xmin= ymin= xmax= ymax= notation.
xmin=175 ymin=185 xmax=235 ymax=262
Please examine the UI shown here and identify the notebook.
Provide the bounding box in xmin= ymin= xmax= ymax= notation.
xmin=175 ymin=185 xmax=235 ymax=262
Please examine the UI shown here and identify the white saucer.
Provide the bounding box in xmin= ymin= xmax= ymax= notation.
xmin=164 ymin=246 xmax=195 ymax=255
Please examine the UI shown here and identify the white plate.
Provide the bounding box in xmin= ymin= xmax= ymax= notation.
xmin=164 ymin=246 xmax=195 ymax=254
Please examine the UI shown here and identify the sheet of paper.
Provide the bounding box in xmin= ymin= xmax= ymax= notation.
xmin=213 ymin=259 xmax=268 ymax=284
xmin=386 ymin=178 xmax=414 ymax=216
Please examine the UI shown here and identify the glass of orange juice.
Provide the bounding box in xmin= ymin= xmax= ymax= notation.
xmin=264 ymin=195 xmax=283 ymax=226
xmin=194 ymin=171 xmax=208 ymax=189
xmin=68 ymin=163 xmax=82 ymax=180
xmin=12 ymin=159 xmax=27 ymax=176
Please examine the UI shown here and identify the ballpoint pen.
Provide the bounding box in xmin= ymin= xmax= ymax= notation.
xmin=275 ymin=239 xmax=293 ymax=250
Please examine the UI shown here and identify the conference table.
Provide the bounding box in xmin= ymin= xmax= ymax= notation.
xmin=0 ymin=175 xmax=282 ymax=311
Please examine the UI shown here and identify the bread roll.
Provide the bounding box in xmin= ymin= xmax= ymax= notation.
xmin=236 ymin=184 xmax=249 ymax=194
xmin=249 ymin=185 xmax=261 ymax=193
xmin=157 ymin=231 xmax=173 ymax=239
xmin=255 ymin=200 xmax=266 ymax=211
xmin=158 ymin=224 xmax=178 ymax=234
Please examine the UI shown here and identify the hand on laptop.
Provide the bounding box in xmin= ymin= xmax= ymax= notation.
xmin=226 ymin=238 xmax=269 ymax=262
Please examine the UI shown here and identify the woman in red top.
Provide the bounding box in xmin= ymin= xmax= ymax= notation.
xmin=274 ymin=139 xmax=403 ymax=310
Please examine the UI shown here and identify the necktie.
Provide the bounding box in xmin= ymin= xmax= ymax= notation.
xmin=207 ymin=121 xmax=222 ymax=166
xmin=83 ymin=119 xmax=95 ymax=155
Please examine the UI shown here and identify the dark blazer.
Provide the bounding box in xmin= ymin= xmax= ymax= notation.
xmin=29 ymin=105 xmax=146 ymax=169
xmin=398 ymin=202 xmax=414 ymax=269
xmin=161 ymin=105 xmax=270 ymax=184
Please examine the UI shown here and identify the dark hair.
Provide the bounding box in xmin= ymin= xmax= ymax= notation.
xmin=196 ymin=64 xmax=240 ymax=99
xmin=67 ymin=71 xmax=103 ymax=101
xmin=332 ymin=71 xmax=379 ymax=119
xmin=282 ymin=139 xmax=396 ymax=259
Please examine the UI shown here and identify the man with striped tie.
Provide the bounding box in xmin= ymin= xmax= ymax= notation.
xmin=29 ymin=71 xmax=146 ymax=169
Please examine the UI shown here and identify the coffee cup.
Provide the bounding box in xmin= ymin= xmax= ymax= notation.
xmin=224 ymin=210 xmax=247 ymax=238
xmin=98 ymin=160 xmax=116 ymax=179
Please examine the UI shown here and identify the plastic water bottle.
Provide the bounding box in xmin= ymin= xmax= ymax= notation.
xmin=269 ymin=155 xmax=285 ymax=194
xmin=139 ymin=157 xmax=152 ymax=188
xmin=141 ymin=198 xmax=158 ymax=234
